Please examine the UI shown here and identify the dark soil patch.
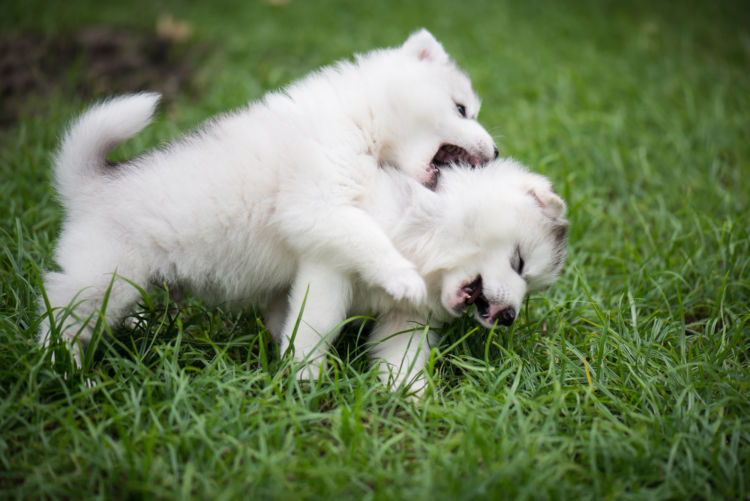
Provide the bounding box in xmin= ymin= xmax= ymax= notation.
xmin=0 ymin=26 xmax=199 ymax=126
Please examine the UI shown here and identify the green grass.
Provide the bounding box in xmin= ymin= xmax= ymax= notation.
xmin=2 ymin=0 xmax=749 ymax=499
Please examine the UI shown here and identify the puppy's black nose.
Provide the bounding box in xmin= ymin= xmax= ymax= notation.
xmin=496 ymin=307 xmax=515 ymax=326
xmin=493 ymin=146 xmax=499 ymax=159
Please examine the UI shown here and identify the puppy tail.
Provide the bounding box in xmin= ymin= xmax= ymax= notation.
xmin=54 ymin=92 xmax=161 ymax=202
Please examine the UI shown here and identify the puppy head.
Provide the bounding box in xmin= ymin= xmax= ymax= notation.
xmin=366 ymin=29 xmax=497 ymax=187
xmin=437 ymin=160 xmax=568 ymax=328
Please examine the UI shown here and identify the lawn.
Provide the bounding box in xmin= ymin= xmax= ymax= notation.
xmin=1 ymin=0 xmax=749 ymax=499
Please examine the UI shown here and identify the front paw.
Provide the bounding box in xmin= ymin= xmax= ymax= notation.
xmin=422 ymin=164 xmax=440 ymax=190
xmin=376 ymin=360 xmax=428 ymax=398
xmin=295 ymin=362 xmax=322 ymax=383
xmin=382 ymin=266 xmax=427 ymax=306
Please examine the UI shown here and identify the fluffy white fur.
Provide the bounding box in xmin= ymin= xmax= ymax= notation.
xmin=39 ymin=31 xmax=567 ymax=392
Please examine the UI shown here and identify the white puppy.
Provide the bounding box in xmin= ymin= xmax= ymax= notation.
xmin=39 ymin=93 xmax=566 ymax=393
xmin=40 ymin=29 xmax=497 ymax=363
xmin=350 ymin=162 xmax=568 ymax=391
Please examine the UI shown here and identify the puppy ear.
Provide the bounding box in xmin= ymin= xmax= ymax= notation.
xmin=528 ymin=188 xmax=566 ymax=219
xmin=402 ymin=29 xmax=449 ymax=63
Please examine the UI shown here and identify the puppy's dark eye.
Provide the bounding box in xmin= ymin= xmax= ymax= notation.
xmin=513 ymin=247 xmax=525 ymax=275
xmin=456 ymin=103 xmax=467 ymax=117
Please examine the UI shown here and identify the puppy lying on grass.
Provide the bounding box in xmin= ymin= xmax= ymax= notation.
xmin=38 ymin=94 xmax=566 ymax=393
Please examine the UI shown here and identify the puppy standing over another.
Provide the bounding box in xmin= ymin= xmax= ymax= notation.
xmin=38 ymin=93 xmax=568 ymax=393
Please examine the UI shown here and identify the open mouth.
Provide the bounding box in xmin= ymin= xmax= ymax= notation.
xmin=431 ymin=143 xmax=476 ymax=168
xmin=459 ymin=274 xmax=491 ymax=321
xmin=461 ymin=275 xmax=483 ymax=305
xmin=473 ymin=294 xmax=490 ymax=321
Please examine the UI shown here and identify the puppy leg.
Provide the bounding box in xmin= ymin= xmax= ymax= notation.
xmin=367 ymin=312 xmax=437 ymax=396
xmin=39 ymin=267 xmax=146 ymax=366
xmin=279 ymin=259 xmax=352 ymax=381
xmin=279 ymin=203 xmax=426 ymax=306
xmin=262 ymin=288 xmax=290 ymax=341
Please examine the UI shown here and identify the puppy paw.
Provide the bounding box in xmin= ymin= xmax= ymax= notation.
xmin=422 ymin=164 xmax=440 ymax=190
xmin=382 ymin=266 xmax=427 ymax=306
xmin=295 ymin=360 xmax=323 ymax=382
xmin=376 ymin=361 xmax=428 ymax=398
xmin=56 ymin=341 xmax=83 ymax=368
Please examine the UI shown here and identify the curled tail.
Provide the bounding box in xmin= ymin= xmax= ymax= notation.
xmin=55 ymin=92 xmax=161 ymax=203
